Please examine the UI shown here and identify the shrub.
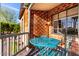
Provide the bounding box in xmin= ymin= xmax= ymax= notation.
xmin=0 ymin=22 xmax=20 ymax=34
xmin=67 ymin=27 xmax=78 ymax=35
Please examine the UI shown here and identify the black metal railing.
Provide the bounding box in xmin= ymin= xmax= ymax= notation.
xmin=0 ymin=32 xmax=29 ymax=56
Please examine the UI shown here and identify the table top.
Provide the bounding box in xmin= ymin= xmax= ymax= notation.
xmin=30 ymin=37 xmax=61 ymax=48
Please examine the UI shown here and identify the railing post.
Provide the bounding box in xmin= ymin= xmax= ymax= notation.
xmin=0 ymin=32 xmax=29 ymax=56
xmin=7 ymin=37 xmax=10 ymax=56
xmin=0 ymin=39 xmax=2 ymax=56
xmin=17 ymin=36 xmax=19 ymax=52
xmin=1 ymin=38 xmax=4 ymax=56
xmin=9 ymin=37 xmax=10 ymax=56
xmin=14 ymin=36 xmax=16 ymax=54
xmin=22 ymin=35 xmax=24 ymax=48
xmin=24 ymin=34 xmax=27 ymax=46
xmin=12 ymin=36 xmax=14 ymax=55
xmin=24 ymin=34 xmax=27 ymax=47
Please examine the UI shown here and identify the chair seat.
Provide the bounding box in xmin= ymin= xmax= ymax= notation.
xmin=44 ymin=48 xmax=53 ymax=56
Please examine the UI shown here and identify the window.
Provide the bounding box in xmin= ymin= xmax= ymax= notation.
xmin=52 ymin=6 xmax=78 ymax=55
xmin=67 ymin=16 xmax=78 ymax=35
xmin=58 ymin=18 xmax=67 ymax=34
xmin=53 ymin=21 xmax=58 ymax=33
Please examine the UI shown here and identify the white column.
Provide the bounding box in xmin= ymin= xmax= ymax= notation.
xmin=28 ymin=3 xmax=33 ymax=33
xmin=25 ymin=3 xmax=33 ymax=47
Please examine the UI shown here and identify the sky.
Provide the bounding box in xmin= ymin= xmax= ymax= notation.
xmin=1 ymin=3 xmax=21 ymax=23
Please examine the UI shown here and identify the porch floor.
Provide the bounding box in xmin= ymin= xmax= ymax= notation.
xmin=16 ymin=47 xmax=29 ymax=56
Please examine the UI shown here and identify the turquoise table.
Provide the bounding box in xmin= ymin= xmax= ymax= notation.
xmin=30 ymin=37 xmax=61 ymax=48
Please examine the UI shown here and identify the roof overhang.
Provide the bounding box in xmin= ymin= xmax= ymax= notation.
xmin=19 ymin=3 xmax=25 ymax=19
xmin=19 ymin=3 xmax=61 ymax=19
xmin=31 ymin=3 xmax=61 ymax=11
xmin=19 ymin=3 xmax=31 ymax=19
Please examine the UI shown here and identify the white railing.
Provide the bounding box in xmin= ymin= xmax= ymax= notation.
xmin=0 ymin=32 xmax=29 ymax=56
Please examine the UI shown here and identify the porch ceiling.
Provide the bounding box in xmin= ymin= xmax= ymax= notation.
xmin=31 ymin=3 xmax=61 ymax=11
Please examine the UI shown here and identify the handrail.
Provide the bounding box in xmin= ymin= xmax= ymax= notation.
xmin=0 ymin=32 xmax=29 ymax=39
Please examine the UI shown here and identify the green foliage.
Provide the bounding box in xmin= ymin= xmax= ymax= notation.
xmin=13 ymin=23 xmax=20 ymax=33
xmin=67 ymin=27 xmax=78 ymax=35
xmin=0 ymin=5 xmax=20 ymax=35
xmin=0 ymin=5 xmax=20 ymax=34
xmin=0 ymin=22 xmax=20 ymax=34
xmin=24 ymin=3 xmax=30 ymax=8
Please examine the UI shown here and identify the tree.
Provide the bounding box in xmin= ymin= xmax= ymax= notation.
xmin=13 ymin=23 xmax=20 ymax=33
xmin=0 ymin=22 xmax=20 ymax=35
xmin=9 ymin=23 xmax=14 ymax=33
xmin=0 ymin=5 xmax=20 ymax=34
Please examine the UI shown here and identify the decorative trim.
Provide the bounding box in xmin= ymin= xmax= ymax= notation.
xmin=48 ymin=3 xmax=78 ymax=16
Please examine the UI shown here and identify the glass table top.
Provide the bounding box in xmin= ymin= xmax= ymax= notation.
xmin=30 ymin=37 xmax=61 ymax=48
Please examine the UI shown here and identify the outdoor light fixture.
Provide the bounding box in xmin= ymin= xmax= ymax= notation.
xmin=47 ymin=21 xmax=50 ymax=25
